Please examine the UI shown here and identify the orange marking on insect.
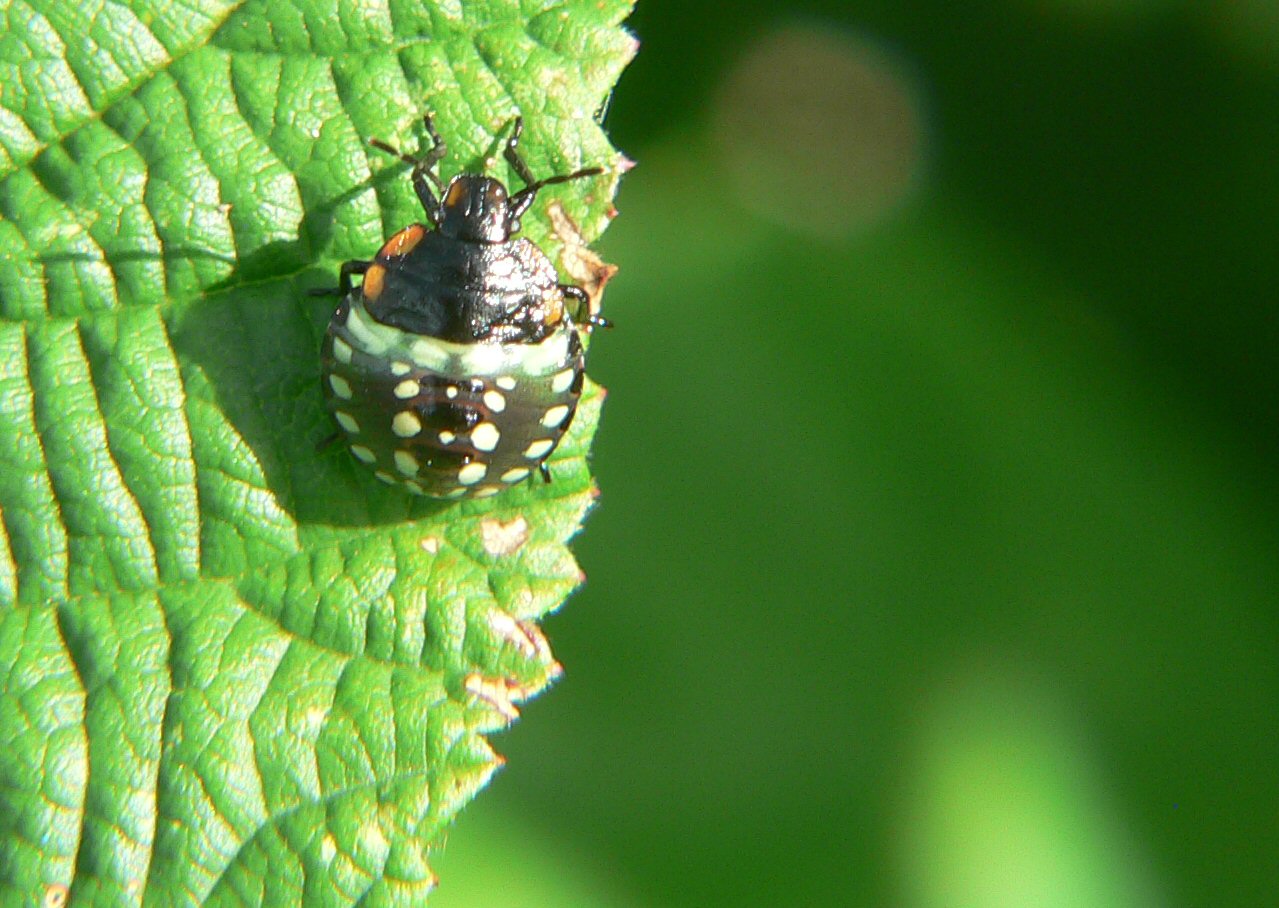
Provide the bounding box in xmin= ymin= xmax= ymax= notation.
xmin=362 ymin=263 xmax=386 ymax=300
xmin=445 ymin=181 xmax=466 ymax=207
xmin=381 ymin=223 xmax=425 ymax=258
xmin=544 ymin=290 xmax=564 ymax=326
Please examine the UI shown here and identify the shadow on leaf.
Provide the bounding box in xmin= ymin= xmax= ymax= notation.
xmin=168 ymin=189 xmax=451 ymax=529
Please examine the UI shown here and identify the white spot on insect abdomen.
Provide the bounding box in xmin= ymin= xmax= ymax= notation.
xmin=329 ymin=374 xmax=353 ymax=399
xmin=471 ymin=422 xmax=501 ymax=451
xmin=458 ymin=463 xmax=487 ymax=485
xmin=540 ymin=405 xmax=570 ymax=428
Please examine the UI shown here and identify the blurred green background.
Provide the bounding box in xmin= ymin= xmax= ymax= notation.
xmin=433 ymin=2 xmax=1278 ymax=906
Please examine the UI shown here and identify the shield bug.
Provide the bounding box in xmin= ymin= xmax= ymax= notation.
xmin=315 ymin=114 xmax=606 ymax=499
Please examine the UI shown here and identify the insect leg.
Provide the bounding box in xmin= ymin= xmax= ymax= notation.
xmin=309 ymin=259 xmax=371 ymax=297
xmin=559 ymin=284 xmax=612 ymax=329
xmin=370 ymin=113 xmax=447 ymax=225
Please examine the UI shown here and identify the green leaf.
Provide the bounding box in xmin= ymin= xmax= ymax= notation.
xmin=0 ymin=0 xmax=634 ymax=903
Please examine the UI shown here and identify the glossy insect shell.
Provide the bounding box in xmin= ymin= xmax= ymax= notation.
xmin=320 ymin=222 xmax=586 ymax=500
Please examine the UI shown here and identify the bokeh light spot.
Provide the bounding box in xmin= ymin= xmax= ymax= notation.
xmin=897 ymin=669 xmax=1164 ymax=908
xmin=712 ymin=23 xmax=926 ymax=237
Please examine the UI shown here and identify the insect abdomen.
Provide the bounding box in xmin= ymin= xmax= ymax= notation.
xmin=321 ymin=295 xmax=584 ymax=499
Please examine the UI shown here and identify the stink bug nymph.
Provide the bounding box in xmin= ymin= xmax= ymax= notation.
xmin=315 ymin=114 xmax=606 ymax=500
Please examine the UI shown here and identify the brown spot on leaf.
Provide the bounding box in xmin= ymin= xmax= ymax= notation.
xmin=464 ymin=670 xmax=557 ymax=722
xmin=489 ymin=610 xmax=553 ymax=661
xmin=464 ymin=674 xmax=517 ymax=721
xmin=548 ymin=201 xmax=619 ymax=315
xmin=481 ymin=515 xmax=529 ymax=556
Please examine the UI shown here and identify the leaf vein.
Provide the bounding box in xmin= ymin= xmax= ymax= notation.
xmin=1 ymin=0 xmax=252 ymax=180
